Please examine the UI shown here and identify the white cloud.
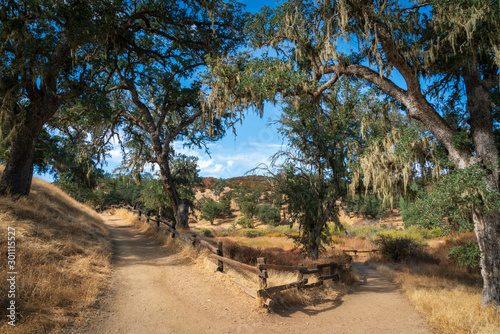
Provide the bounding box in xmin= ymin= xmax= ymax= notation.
xmin=107 ymin=148 xmax=123 ymax=164
xmin=206 ymin=164 xmax=224 ymax=174
xmin=198 ymin=159 xmax=213 ymax=169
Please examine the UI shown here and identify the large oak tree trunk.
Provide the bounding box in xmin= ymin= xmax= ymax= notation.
xmin=158 ymin=158 xmax=190 ymax=229
xmin=464 ymin=69 xmax=500 ymax=308
xmin=0 ymin=120 xmax=44 ymax=196
xmin=473 ymin=210 xmax=500 ymax=307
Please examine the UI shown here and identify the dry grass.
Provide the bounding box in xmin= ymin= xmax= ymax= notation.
xmin=368 ymin=261 xmax=500 ymax=333
xmin=0 ymin=176 xmax=111 ymax=333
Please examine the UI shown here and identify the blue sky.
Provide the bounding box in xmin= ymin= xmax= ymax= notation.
xmin=101 ymin=104 xmax=286 ymax=179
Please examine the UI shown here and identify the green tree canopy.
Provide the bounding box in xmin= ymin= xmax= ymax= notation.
xmin=0 ymin=0 xmax=125 ymax=195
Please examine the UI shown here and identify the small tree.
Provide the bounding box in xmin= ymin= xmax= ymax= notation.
xmin=256 ymin=203 xmax=281 ymax=226
xmin=210 ymin=178 xmax=227 ymax=201
xmin=240 ymin=200 xmax=257 ymax=219
xmin=198 ymin=197 xmax=222 ymax=225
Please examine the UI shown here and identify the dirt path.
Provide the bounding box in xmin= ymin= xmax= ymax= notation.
xmin=75 ymin=215 xmax=430 ymax=334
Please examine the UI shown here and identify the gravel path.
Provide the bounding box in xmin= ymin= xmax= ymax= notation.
xmin=74 ymin=214 xmax=430 ymax=334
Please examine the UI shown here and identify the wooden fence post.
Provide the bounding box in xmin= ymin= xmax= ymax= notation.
xmin=257 ymin=257 xmax=268 ymax=289
xmin=298 ymin=265 xmax=304 ymax=280
xmin=330 ymin=263 xmax=336 ymax=276
xmin=217 ymin=241 xmax=224 ymax=272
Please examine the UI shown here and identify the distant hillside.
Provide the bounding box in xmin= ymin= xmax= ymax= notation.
xmin=0 ymin=168 xmax=111 ymax=333
xmin=225 ymin=175 xmax=271 ymax=190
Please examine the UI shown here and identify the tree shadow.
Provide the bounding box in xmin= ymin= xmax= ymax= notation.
xmin=271 ymin=291 xmax=346 ymax=318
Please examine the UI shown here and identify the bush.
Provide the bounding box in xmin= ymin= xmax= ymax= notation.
xmin=229 ymin=221 xmax=238 ymax=231
xmin=376 ymin=233 xmax=425 ymax=262
xmin=240 ymin=200 xmax=257 ymax=218
xmin=245 ymin=230 xmax=262 ymax=238
xmin=197 ymin=197 xmax=230 ymax=224
xmin=200 ymin=228 xmax=213 ymax=238
xmin=256 ymin=204 xmax=280 ymax=226
xmin=237 ymin=216 xmax=254 ymax=228
xmin=447 ymin=240 xmax=480 ymax=270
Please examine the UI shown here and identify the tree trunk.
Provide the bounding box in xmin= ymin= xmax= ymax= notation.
xmin=177 ymin=198 xmax=190 ymax=229
xmin=158 ymin=161 xmax=190 ymax=229
xmin=473 ymin=210 xmax=500 ymax=307
xmin=464 ymin=68 xmax=500 ymax=308
xmin=0 ymin=122 xmax=42 ymax=196
xmin=308 ymin=244 xmax=319 ymax=259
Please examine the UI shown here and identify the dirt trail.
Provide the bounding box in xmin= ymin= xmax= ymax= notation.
xmin=74 ymin=214 xmax=430 ymax=334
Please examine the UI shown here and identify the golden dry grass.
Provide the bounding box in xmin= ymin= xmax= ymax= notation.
xmin=0 ymin=176 xmax=111 ymax=333
xmin=368 ymin=261 xmax=500 ymax=334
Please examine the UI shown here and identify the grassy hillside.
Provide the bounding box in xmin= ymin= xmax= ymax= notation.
xmin=0 ymin=170 xmax=111 ymax=333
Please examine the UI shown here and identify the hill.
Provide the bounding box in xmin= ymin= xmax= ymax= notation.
xmin=0 ymin=169 xmax=111 ymax=333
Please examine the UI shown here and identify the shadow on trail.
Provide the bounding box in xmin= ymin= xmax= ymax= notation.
xmin=273 ymin=261 xmax=400 ymax=318
xmin=273 ymin=294 xmax=345 ymax=318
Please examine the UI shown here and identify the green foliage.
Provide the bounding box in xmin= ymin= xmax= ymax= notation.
xmin=256 ymin=78 xmax=368 ymax=258
xmin=169 ymin=155 xmax=202 ymax=201
xmin=255 ymin=203 xmax=281 ymax=226
xmin=344 ymin=194 xmax=386 ymax=219
xmin=200 ymin=228 xmax=214 ymax=238
xmin=138 ymin=177 xmax=173 ymax=218
xmin=376 ymin=233 xmax=426 ymax=263
xmin=447 ymin=240 xmax=481 ymax=270
xmin=236 ymin=216 xmax=254 ymax=229
xmin=401 ymin=165 xmax=500 ymax=233
xmin=328 ymin=223 xmax=347 ymax=236
xmin=240 ymin=199 xmax=257 ymax=218
xmin=197 ymin=197 xmax=226 ymax=225
xmin=209 ymin=178 xmax=227 ymax=200
xmin=219 ymin=192 xmax=233 ymax=213
xmin=229 ymin=221 xmax=238 ymax=231
xmin=244 ymin=230 xmax=262 ymax=238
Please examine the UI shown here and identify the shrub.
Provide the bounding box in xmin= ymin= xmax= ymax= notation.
xmin=376 ymin=233 xmax=424 ymax=262
xmin=240 ymin=200 xmax=257 ymax=218
xmin=229 ymin=221 xmax=238 ymax=231
xmin=256 ymin=203 xmax=281 ymax=226
xmin=245 ymin=230 xmax=262 ymax=238
xmin=197 ymin=197 xmax=230 ymax=224
xmin=237 ymin=216 xmax=254 ymax=228
xmin=200 ymin=228 xmax=213 ymax=238
xmin=447 ymin=240 xmax=480 ymax=271
xmin=275 ymin=225 xmax=295 ymax=234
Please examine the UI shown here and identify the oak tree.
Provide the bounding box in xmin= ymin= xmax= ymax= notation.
xmin=204 ymin=0 xmax=500 ymax=306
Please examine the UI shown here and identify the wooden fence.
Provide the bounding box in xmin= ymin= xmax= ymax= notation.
xmin=343 ymin=249 xmax=379 ymax=256
xmin=107 ymin=204 xmax=351 ymax=304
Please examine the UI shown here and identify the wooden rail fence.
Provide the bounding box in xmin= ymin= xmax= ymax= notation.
xmin=107 ymin=204 xmax=351 ymax=305
xmin=342 ymin=249 xmax=379 ymax=256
